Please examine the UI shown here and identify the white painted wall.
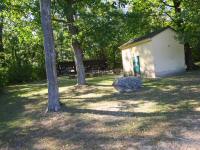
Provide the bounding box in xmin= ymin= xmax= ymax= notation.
xmin=131 ymin=41 xmax=156 ymax=78
xmin=121 ymin=28 xmax=185 ymax=78
xmin=121 ymin=48 xmax=133 ymax=74
xmin=151 ymin=29 xmax=186 ymax=77
xmin=121 ymin=41 xmax=156 ymax=78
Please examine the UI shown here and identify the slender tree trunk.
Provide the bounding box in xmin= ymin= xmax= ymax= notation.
xmin=40 ymin=0 xmax=60 ymax=112
xmin=111 ymin=49 xmax=115 ymax=69
xmin=99 ymin=48 xmax=107 ymax=66
xmin=0 ymin=15 xmax=3 ymax=52
xmin=66 ymin=0 xmax=86 ymax=85
xmin=0 ymin=14 xmax=4 ymax=67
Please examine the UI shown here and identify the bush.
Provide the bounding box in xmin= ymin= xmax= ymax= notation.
xmin=0 ymin=68 xmax=8 ymax=91
xmin=33 ymin=65 xmax=46 ymax=80
xmin=7 ymin=63 xmax=34 ymax=83
xmin=192 ymin=49 xmax=200 ymax=62
xmin=6 ymin=63 xmax=46 ymax=84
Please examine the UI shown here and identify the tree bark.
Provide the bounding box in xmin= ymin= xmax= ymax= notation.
xmin=66 ymin=0 xmax=86 ymax=85
xmin=72 ymin=40 xmax=86 ymax=85
xmin=40 ymin=0 xmax=60 ymax=112
xmin=0 ymin=15 xmax=3 ymax=52
xmin=184 ymin=42 xmax=195 ymax=70
xmin=0 ymin=12 xmax=4 ymax=67
xmin=172 ymin=0 xmax=195 ymax=70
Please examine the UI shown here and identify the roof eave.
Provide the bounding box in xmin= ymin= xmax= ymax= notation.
xmin=119 ymin=38 xmax=152 ymax=50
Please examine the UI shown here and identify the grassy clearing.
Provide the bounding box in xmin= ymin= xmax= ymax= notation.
xmin=0 ymin=72 xmax=200 ymax=149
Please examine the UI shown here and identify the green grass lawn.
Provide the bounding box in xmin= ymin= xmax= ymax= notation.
xmin=1 ymin=72 xmax=200 ymax=149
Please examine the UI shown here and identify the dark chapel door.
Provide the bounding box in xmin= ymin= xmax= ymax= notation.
xmin=133 ymin=56 xmax=141 ymax=76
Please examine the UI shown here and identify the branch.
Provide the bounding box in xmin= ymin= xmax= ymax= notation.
xmin=161 ymin=0 xmax=175 ymax=8
xmin=165 ymin=12 xmax=176 ymax=23
xmin=52 ymin=18 xmax=70 ymax=25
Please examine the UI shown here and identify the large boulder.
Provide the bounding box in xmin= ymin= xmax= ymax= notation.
xmin=113 ymin=76 xmax=142 ymax=92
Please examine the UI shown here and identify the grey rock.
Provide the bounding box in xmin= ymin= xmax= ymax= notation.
xmin=113 ymin=76 xmax=142 ymax=92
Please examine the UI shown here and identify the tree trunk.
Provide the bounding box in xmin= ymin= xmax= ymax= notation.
xmin=112 ymin=48 xmax=116 ymax=69
xmin=40 ymin=0 xmax=60 ymax=112
xmin=0 ymin=14 xmax=4 ymax=67
xmin=0 ymin=15 xmax=3 ymax=52
xmin=184 ymin=42 xmax=195 ymax=70
xmin=184 ymin=43 xmax=195 ymax=70
xmin=172 ymin=0 xmax=195 ymax=70
xmin=66 ymin=0 xmax=86 ymax=85
xmin=72 ymin=40 xmax=86 ymax=85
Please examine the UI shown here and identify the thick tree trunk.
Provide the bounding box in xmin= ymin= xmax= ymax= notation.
xmin=72 ymin=40 xmax=86 ymax=85
xmin=172 ymin=0 xmax=195 ymax=70
xmin=66 ymin=0 xmax=86 ymax=85
xmin=184 ymin=43 xmax=195 ymax=70
xmin=40 ymin=0 xmax=60 ymax=112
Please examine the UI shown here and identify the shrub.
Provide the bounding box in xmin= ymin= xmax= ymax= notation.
xmin=32 ymin=65 xmax=46 ymax=81
xmin=7 ymin=63 xmax=34 ymax=83
xmin=6 ymin=62 xmax=46 ymax=84
xmin=0 ymin=68 xmax=8 ymax=91
xmin=192 ymin=49 xmax=200 ymax=62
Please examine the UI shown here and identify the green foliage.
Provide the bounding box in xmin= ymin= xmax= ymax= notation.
xmin=192 ymin=49 xmax=200 ymax=62
xmin=0 ymin=68 xmax=7 ymax=91
xmin=0 ymin=0 xmax=199 ymax=88
xmin=7 ymin=63 xmax=33 ymax=83
xmin=1 ymin=0 xmax=46 ymax=84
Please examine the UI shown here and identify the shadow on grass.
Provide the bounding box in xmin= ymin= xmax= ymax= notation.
xmin=1 ymin=102 xmax=200 ymax=149
xmin=0 ymin=89 xmax=46 ymax=147
xmin=60 ymin=104 xmax=197 ymax=118
xmin=0 ymin=71 xmax=200 ymax=149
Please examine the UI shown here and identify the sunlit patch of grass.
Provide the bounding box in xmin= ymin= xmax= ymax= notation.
xmin=120 ymin=116 xmax=170 ymax=137
xmin=87 ymin=101 xmax=121 ymax=111
xmin=130 ymin=101 xmax=159 ymax=113
xmin=194 ymin=107 xmax=200 ymax=111
xmin=33 ymin=137 xmax=63 ymax=150
xmin=7 ymin=118 xmax=34 ymax=129
xmin=20 ymin=88 xmax=48 ymax=97
xmin=87 ymin=75 xmax=121 ymax=85
xmin=1 ymin=71 xmax=200 ymax=149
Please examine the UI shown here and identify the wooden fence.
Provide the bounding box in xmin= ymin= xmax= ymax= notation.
xmin=57 ymin=60 xmax=108 ymax=76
